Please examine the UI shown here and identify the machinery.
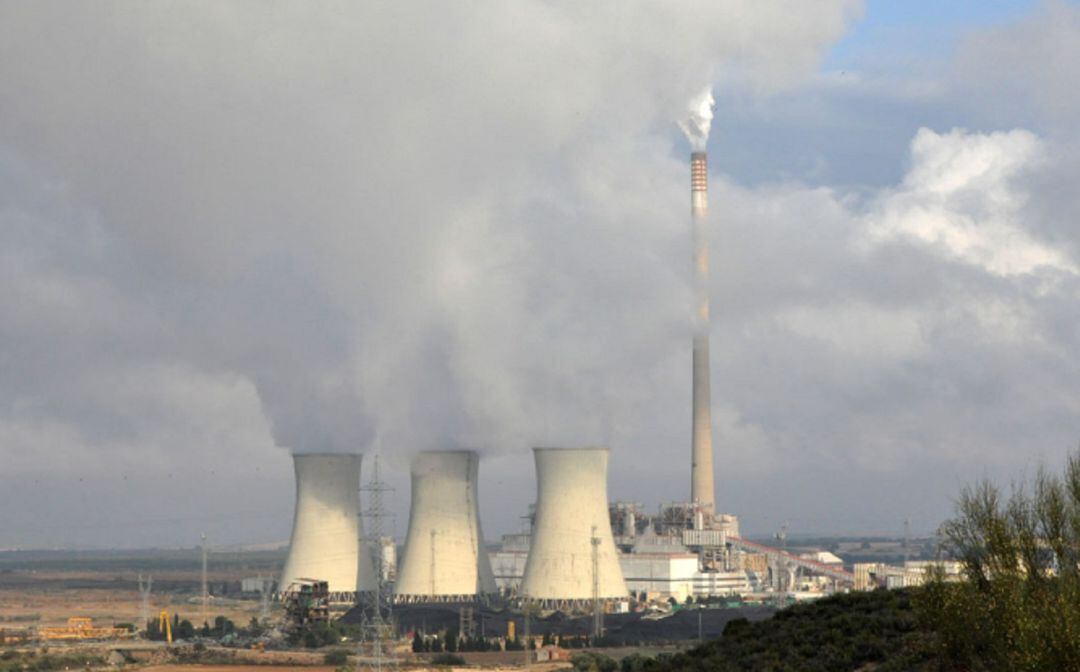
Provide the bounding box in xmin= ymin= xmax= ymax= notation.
xmin=283 ymin=579 xmax=330 ymax=632
xmin=39 ymin=617 xmax=132 ymax=642
xmin=158 ymin=610 xmax=173 ymax=645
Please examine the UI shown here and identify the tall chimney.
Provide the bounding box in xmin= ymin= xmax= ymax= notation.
xmin=690 ymin=151 xmax=715 ymax=516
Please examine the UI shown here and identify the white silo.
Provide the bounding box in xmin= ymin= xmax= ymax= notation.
xmin=279 ymin=453 xmax=377 ymax=602
xmin=394 ymin=450 xmax=496 ymax=602
xmin=520 ymin=447 xmax=627 ymax=608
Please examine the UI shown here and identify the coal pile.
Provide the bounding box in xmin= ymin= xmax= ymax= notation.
xmin=339 ymin=603 xmax=775 ymax=644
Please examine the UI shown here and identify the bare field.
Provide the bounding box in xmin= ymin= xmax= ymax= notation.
xmin=128 ymin=667 xmax=338 ymax=672
xmin=0 ymin=570 xmax=271 ymax=628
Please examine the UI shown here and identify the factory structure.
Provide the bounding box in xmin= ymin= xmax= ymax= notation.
xmin=278 ymin=453 xmax=376 ymax=602
xmin=276 ymin=137 xmax=858 ymax=614
xmin=394 ymin=450 xmax=496 ymax=603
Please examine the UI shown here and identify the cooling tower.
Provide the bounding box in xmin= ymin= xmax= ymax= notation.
xmin=520 ymin=448 xmax=627 ymax=608
xmin=279 ymin=453 xmax=377 ymax=602
xmin=690 ymin=151 xmax=716 ymax=516
xmin=394 ymin=450 xmax=497 ymax=603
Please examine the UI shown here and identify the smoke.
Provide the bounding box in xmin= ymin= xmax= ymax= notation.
xmin=679 ymin=87 xmax=716 ymax=150
xmin=0 ymin=1 xmax=860 ymax=545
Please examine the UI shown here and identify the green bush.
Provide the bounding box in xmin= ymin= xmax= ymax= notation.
xmin=915 ymin=449 xmax=1080 ymax=670
xmin=572 ymin=651 xmax=618 ymax=672
xmin=431 ymin=652 xmax=466 ymax=666
xmin=324 ymin=649 xmax=349 ymax=666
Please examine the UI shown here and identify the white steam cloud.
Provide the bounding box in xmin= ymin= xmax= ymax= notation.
xmin=679 ymin=87 xmax=716 ymax=150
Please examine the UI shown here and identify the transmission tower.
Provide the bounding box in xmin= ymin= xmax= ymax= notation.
xmin=137 ymin=574 xmax=153 ymax=633
xmin=201 ymin=532 xmax=209 ymax=623
xmin=591 ymin=525 xmax=603 ymax=640
xmin=358 ymin=453 xmax=396 ymax=672
xmin=903 ymin=518 xmax=911 ymax=565
xmin=522 ymin=598 xmax=534 ymax=669
xmin=258 ymin=574 xmax=271 ymax=623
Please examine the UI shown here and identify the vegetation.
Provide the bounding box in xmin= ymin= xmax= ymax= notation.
xmin=288 ymin=620 xmax=363 ymax=648
xmin=655 ymin=589 xmax=932 ymax=671
xmin=0 ymin=651 xmax=105 ymax=672
xmin=573 ymin=651 xmax=619 ymax=672
xmin=323 ymin=649 xmax=349 ymax=665
xmin=431 ymin=652 xmax=467 ymax=666
xmin=916 ymin=450 xmax=1080 ymax=670
xmin=411 ymin=627 xmax=503 ymax=653
xmin=578 ymin=651 xmax=624 ymax=672
xmin=651 ymin=448 xmax=1080 ymax=671
xmin=146 ymin=612 xmax=196 ymax=640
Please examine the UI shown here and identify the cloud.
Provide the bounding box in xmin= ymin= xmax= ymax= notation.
xmin=864 ymin=127 xmax=1074 ymax=276
xmin=0 ymin=1 xmax=859 ymax=545
xmin=3 ymin=1 xmax=1079 ymax=548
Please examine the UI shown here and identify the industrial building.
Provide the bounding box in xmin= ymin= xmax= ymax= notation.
xmin=520 ymin=447 xmax=628 ymax=609
xmin=278 ymin=453 xmax=376 ymax=602
xmin=279 ymin=126 xmax=861 ymax=614
xmin=394 ymin=450 xmax=497 ymax=603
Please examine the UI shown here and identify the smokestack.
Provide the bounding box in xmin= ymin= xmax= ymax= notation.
xmin=690 ymin=151 xmax=715 ymax=516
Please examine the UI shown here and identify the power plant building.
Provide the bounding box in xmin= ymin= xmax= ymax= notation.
xmin=279 ymin=453 xmax=377 ymax=602
xmin=394 ymin=450 xmax=497 ymax=602
xmin=519 ymin=447 xmax=628 ymax=608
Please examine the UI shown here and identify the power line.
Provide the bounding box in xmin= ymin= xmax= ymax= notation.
xmin=137 ymin=573 xmax=153 ymax=632
xmin=358 ymin=453 xmax=396 ymax=672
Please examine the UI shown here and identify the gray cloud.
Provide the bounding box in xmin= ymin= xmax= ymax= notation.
xmin=4 ymin=2 xmax=1080 ymax=548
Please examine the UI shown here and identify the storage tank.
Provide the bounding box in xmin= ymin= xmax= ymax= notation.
xmin=278 ymin=453 xmax=377 ymax=602
xmin=520 ymin=447 xmax=627 ymax=608
xmin=394 ymin=450 xmax=496 ymax=602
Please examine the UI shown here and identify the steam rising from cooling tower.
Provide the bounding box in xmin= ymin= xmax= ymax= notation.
xmin=394 ymin=450 xmax=496 ymax=602
xmin=520 ymin=448 xmax=627 ymax=607
xmin=279 ymin=453 xmax=377 ymax=601
xmin=684 ymin=86 xmax=716 ymax=516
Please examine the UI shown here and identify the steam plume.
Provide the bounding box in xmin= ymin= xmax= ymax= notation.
xmin=678 ymin=87 xmax=716 ymax=150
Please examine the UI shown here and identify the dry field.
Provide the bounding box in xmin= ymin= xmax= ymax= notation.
xmin=0 ymin=569 xmax=271 ymax=628
xmin=140 ymin=668 xmax=338 ymax=672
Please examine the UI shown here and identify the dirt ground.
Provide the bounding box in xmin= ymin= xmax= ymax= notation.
xmin=139 ymin=667 xmax=339 ymax=672
xmin=0 ymin=571 xmax=272 ymax=628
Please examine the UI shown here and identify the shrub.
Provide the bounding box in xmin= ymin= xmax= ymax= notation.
xmin=431 ymin=652 xmax=466 ymax=666
xmin=324 ymin=649 xmax=349 ymax=666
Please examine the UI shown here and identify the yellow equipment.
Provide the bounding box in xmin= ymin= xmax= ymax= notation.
xmin=158 ymin=610 xmax=173 ymax=644
xmin=40 ymin=617 xmax=130 ymax=641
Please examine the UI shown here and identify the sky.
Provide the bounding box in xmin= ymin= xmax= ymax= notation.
xmin=2 ymin=1 xmax=1079 ymax=549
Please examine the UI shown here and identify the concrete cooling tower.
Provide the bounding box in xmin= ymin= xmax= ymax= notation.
xmin=520 ymin=447 xmax=627 ymax=608
xmin=394 ymin=450 xmax=497 ymax=603
xmin=279 ymin=453 xmax=377 ymax=602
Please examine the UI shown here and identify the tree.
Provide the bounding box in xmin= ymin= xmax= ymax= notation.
xmin=916 ymin=449 xmax=1080 ymax=670
xmin=176 ymin=619 xmax=195 ymax=640
xmin=324 ymin=650 xmax=348 ymax=666
xmin=412 ymin=632 xmax=424 ymax=653
xmin=443 ymin=627 xmax=458 ymax=653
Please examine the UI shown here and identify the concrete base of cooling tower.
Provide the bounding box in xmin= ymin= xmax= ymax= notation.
xmin=276 ymin=588 xmax=374 ymax=605
xmin=517 ymin=596 xmax=629 ymax=613
xmin=392 ymin=592 xmax=498 ymax=605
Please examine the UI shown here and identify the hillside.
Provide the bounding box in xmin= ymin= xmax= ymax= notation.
xmin=656 ymin=590 xmax=934 ymax=672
